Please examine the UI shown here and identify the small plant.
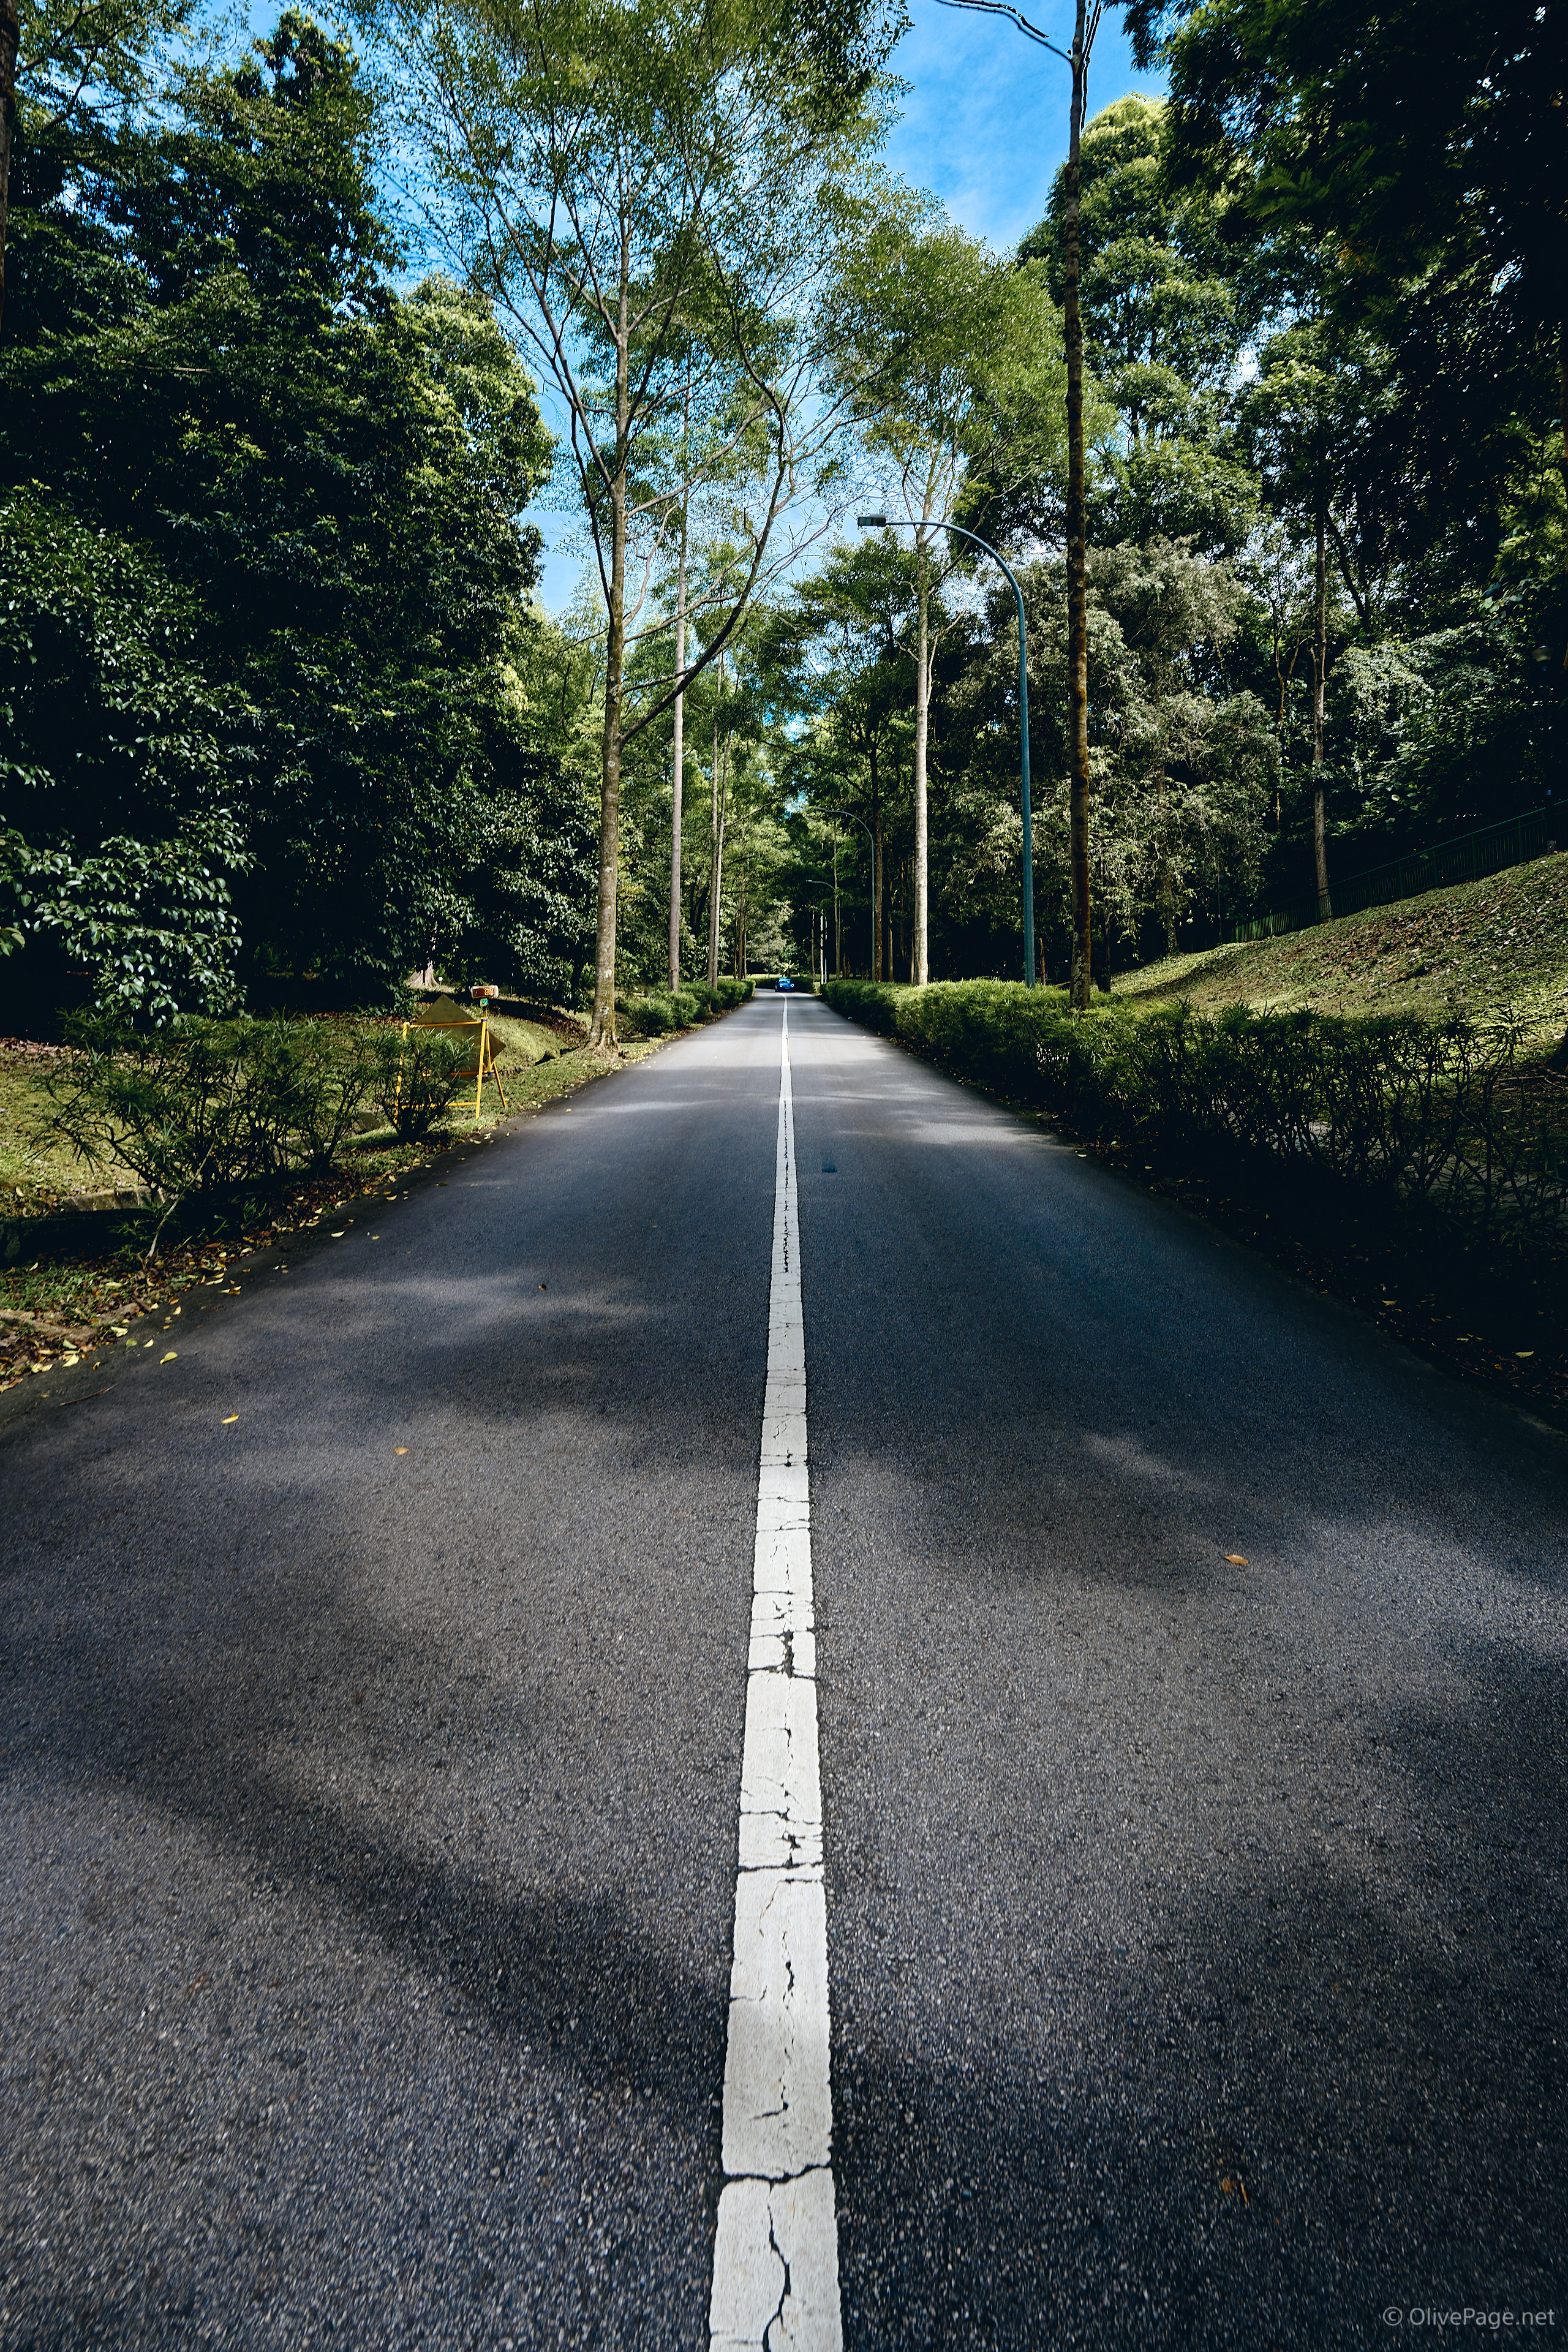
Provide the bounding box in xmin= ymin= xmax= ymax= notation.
xmin=255 ymin=1019 xmax=378 ymax=1174
xmin=373 ymin=1027 xmax=472 ymax=1142
xmin=37 ymin=1012 xmax=383 ymax=1224
xmin=41 ymin=1014 xmax=286 ymax=1200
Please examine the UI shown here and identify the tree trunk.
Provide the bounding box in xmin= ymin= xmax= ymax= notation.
xmin=588 ymin=273 xmax=631 ymax=1049
xmin=1312 ymin=491 xmax=1332 ymax=921
xmin=0 ymin=0 xmax=17 ymax=342
xmin=668 ymin=503 xmax=687 ymax=990
xmin=832 ymin=834 xmax=840 ymax=976
xmin=868 ymin=739 xmax=883 ymax=982
xmin=1064 ymin=0 xmax=1093 ymax=1012
xmin=913 ymin=541 xmax=930 ymax=987
xmin=707 ymin=654 xmax=728 ymax=989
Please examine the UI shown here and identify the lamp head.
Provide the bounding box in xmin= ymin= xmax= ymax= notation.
xmin=856 ymin=513 xmax=888 ymax=529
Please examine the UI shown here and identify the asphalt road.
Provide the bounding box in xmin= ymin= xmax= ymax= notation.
xmin=2 ymin=993 xmax=1564 ymax=2349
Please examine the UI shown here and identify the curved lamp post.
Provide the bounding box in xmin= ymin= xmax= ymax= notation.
xmin=818 ymin=804 xmax=880 ymax=979
xmin=856 ymin=514 xmax=1036 ymax=988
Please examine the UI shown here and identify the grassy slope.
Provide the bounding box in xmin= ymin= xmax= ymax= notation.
xmin=0 ymin=1049 xmax=78 ymax=1206
xmin=1110 ymin=854 xmax=1568 ymax=1054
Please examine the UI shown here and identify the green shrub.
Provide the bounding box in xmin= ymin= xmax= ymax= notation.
xmin=617 ymin=991 xmax=680 ymax=1037
xmin=372 ymin=1027 xmax=472 ymax=1142
xmin=617 ymin=978 xmax=751 ymax=1036
xmin=40 ymin=1012 xmax=379 ymax=1199
xmin=824 ymin=979 xmax=1568 ymax=1240
xmin=258 ymin=1019 xmax=379 ymax=1172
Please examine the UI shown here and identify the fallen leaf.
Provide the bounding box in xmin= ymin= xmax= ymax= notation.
xmin=222 ymin=1414 xmax=239 ymax=1424
xmin=331 ymin=1231 xmax=345 ymax=1238
xmin=160 ymin=1351 xmax=178 ymax=1363
xmin=394 ymin=1446 xmax=409 ymax=1455
xmin=1516 ymin=1350 xmax=1534 ymax=1358
xmin=1225 ymin=1553 xmax=1249 ymax=1566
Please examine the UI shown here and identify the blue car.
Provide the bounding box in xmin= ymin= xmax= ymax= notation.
xmin=775 ymin=974 xmax=796 ymax=992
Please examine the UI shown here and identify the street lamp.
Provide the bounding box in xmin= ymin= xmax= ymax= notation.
xmin=857 ymin=514 xmax=1036 ymax=988
xmin=818 ymin=805 xmax=880 ymax=981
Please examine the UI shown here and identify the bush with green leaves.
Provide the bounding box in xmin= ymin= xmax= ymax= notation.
xmin=824 ymin=979 xmax=1568 ymax=1240
xmin=372 ymin=1027 xmax=473 ymax=1142
xmin=616 ymin=976 xmax=753 ymax=1038
xmin=0 ymin=498 xmax=249 ymax=1027
xmin=40 ymin=1013 xmax=380 ymax=1202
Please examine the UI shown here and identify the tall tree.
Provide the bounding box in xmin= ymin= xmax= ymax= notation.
xmin=2 ymin=0 xmax=194 ymax=339
xmin=763 ymin=537 xmax=913 ymax=981
xmin=1019 ymin=94 xmax=1263 ymax=556
xmin=1239 ymin=314 xmax=1400 ymax=914
xmin=3 ymin=16 xmax=560 ymax=1009
xmin=825 ymin=209 xmax=1066 ymax=983
xmin=937 ymin=0 xmax=1117 ymax=1008
xmin=1131 ymin=0 xmax=1568 ymax=654
xmin=381 ymin=0 xmax=899 ymax=1042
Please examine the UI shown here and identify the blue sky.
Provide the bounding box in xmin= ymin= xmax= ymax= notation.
xmin=529 ymin=1 xmax=1163 ymax=612
xmin=883 ymin=1 xmax=1160 ymax=254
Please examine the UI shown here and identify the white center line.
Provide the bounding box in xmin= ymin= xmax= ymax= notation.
xmin=709 ymin=1001 xmax=842 ymax=2352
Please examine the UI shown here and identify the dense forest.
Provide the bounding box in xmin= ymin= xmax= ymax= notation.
xmin=1 ymin=0 xmax=1562 ymax=1023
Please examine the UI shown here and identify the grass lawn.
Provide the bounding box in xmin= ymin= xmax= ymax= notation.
xmin=1110 ymin=853 xmax=1568 ymax=1056
xmin=0 ymin=1041 xmax=93 ymax=1210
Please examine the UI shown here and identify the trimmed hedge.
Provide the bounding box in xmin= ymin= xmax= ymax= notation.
xmin=617 ymin=976 xmax=754 ymax=1036
xmin=826 ymin=978 xmax=1568 ymax=1241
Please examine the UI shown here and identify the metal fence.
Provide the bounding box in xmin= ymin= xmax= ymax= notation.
xmin=1231 ymin=804 xmax=1560 ymax=944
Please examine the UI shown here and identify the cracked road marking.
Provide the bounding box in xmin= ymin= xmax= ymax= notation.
xmin=710 ymin=1002 xmax=841 ymax=2352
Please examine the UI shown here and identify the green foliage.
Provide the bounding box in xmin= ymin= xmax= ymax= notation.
xmin=39 ymin=1011 xmax=379 ymax=1199
xmin=1133 ymin=0 xmax=1564 ymax=427
xmin=1019 ymin=94 xmax=1262 ymax=556
xmin=825 ymin=979 xmax=1568 ymax=1239
xmin=616 ymin=974 xmax=753 ymax=1035
xmin=418 ymin=745 xmax=600 ymax=1003
xmin=0 ymin=492 xmax=247 ymax=1023
xmin=374 ymin=1027 xmax=471 ymax=1142
xmin=2 ymin=13 xmax=570 ymax=1013
xmin=826 ymin=208 xmax=1072 ymax=508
